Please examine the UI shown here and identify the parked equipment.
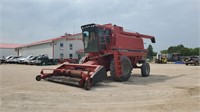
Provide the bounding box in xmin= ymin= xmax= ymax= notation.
xmin=155 ymin=54 xmax=167 ymax=64
xmin=184 ymin=56 xmax=200 ymax=66
xmin=36 ymin=23 xmax=156 ymax=90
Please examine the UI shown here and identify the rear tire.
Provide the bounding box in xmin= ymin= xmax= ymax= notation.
xmin=141 ymin=63 xmax=150 ymax=77
xmin=110 ymin=56 xmax=132 ymax=81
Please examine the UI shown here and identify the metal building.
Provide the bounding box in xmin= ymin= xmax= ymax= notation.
xmin=16 ymin=33 xmax=84 ymax=60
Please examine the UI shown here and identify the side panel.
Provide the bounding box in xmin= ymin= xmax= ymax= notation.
xmin=115 ymin=34 xmax=144 ymax=50
xmin=19 ymin=43 xmax=53 ymax=58
xmin=91 ymin=66 xmax=107 ymax=84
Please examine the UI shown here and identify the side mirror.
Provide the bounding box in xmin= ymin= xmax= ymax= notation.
xmin=151 ymin=37 xmax=156 ymax=43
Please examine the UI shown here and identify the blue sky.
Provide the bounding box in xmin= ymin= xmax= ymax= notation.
xmin=0 ymin=0 xmax=199 ymax=52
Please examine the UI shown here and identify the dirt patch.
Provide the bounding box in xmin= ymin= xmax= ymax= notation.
xmin=0 ymin=64 xmax=200 ymax=112
xmin=175 ymin=86 xmax=200 ymax=96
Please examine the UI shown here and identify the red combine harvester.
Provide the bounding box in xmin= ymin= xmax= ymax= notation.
xmin=36 ymin=23 xmax=156 ymax=90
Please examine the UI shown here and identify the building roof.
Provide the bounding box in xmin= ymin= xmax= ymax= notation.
xmin=0 ymin=43 xmax=24 ymax=49
xmin=17 ymin=33 xmax=82 ymax=48
xmin=0 ymin=33 xmax=82 ymax=49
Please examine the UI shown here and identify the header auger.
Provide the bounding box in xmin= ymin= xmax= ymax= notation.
xmin=36 ymin=23 xmax=156 ymax=90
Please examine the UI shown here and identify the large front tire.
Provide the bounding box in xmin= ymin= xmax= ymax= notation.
xmin=141 ymin=63 xmax=150 ymax=77
xmin=110 ymin=56 xmax=132 ymax=81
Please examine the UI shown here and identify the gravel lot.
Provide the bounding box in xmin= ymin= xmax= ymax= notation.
xmin=0 ymin=63 xmax=200 ymax=112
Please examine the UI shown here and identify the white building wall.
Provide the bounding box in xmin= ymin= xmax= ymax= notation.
xmin=53 ymin=38 xmax=83 ymax=59
xmin=17 ymin=34 xmax=83 ymax=59
xmin=19 ymin=43 xmax=53 ymax=58
xmin=0 ymin=48 xmax=17 ymax=57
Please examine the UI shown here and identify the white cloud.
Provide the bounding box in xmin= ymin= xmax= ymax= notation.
xmin=0 ymin=0 xmax=199 ymax=51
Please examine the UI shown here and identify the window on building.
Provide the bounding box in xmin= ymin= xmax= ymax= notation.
xmin=69 ymin=44 xmax=73 ymax=50
xmin=69 ymin=54 xmax=73 ymax=59
xmin=60 ymin=43 xmax=64 ymax=49
xmin=60 ymin=53 xmax=64 ymax=59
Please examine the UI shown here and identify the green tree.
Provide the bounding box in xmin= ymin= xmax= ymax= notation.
xmin=147 ymin=44 xmax=154 ymax=60
xmin=192 ymin=47 xmax=200 ymax=55
xmin=160 ymin=50 xmax=168 ymax=54
xmin=160 ymin=45 xmax=199 ymax=56
xmin=153 ymin=52 xmax=157 ymax=56
xmin=167 ymin=44 xmax=185 ymax=54
xmin=181 ymin=47 xmax=190 ymax=56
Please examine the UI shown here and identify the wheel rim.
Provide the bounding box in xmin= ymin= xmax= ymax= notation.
xmin=84 ymin=80 xmax=91 ymax=90
xmin=120 ymin=56 xmax=132 ymax=80
xmin=110 ymin=56 xmax=132 ymax=81
xmin=123 ymin=62 xmax=130 ymax=76
xmin=146 ymin=65 xmax=149 ymax=74
xmin=36 ymin=75 xmax=41 ymax=81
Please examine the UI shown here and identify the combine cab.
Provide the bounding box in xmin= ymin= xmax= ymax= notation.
xmin=36 ymin=23 xmax=156 ymax=90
